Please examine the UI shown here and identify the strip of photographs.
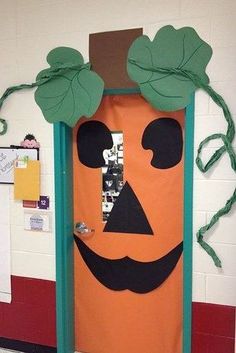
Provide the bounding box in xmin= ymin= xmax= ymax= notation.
xmin=102 ymin=132 xmax=123 ymax=221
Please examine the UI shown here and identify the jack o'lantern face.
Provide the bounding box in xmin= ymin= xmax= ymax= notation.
xmin=73 ymin=94 xmax=184 ymax=294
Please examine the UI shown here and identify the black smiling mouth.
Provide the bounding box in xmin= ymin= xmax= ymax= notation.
xmin=74 ymin=235 xmax=183 ymax=294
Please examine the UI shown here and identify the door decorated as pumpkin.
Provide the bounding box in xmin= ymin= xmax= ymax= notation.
xmin=73 ymin=93 xmax=185 ymax=353
xmin=0 ymin=18 xmax=231 ymax=353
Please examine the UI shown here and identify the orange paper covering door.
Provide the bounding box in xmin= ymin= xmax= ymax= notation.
xmin=73 ymin=94 xmax=184 ymax=353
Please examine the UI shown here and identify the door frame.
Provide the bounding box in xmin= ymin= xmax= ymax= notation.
xmin=53 ymin=91 xmax=194 ymax=353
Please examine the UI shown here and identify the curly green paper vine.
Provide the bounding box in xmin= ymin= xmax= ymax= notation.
xmin=127 ymin=25 xmax=236 ymax=267
xmin=0 ymin=47 xmax=104 ymax=129
xmin=0 ymin=26 xmax=235 ymax=268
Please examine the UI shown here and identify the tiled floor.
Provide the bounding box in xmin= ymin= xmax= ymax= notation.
xmin=0 ymin=349 xmax=23 ymax=353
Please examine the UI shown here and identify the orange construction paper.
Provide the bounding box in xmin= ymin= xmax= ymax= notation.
xmin=73 ymin=94 xmax=184 ymax=353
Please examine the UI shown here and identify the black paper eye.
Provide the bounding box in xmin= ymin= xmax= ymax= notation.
xmin=142 ymin=118 xmax=183 ymax=169
xmin=77 ymin=121 xmax=113 ymax=168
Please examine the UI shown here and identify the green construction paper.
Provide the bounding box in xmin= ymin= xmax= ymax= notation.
xmin=0 ymin=118 xmax=7 ymax=135
xmin=127 ymin=25 xmax=236 ymax=268
xmin=35 ymin=47 xmax=104 ymax=127
xmin=127 ymin=25 xmax=212 ymax=111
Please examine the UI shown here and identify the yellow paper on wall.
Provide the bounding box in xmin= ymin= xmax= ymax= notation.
xmin=14 ymin=160 xmax=40 ymax=201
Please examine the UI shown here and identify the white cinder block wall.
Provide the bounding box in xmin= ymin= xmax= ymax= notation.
xmin=0 ymin=0 xmax=235 ymax=307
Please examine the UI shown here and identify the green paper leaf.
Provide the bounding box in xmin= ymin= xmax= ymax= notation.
xmin=127 ymin=25 xmax=212 ymax=111
xmin=35 ymin=47 xmax=104 ymax=127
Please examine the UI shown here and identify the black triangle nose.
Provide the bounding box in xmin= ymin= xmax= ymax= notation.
xmin=103 ymin=182 xmax=153 ymax=235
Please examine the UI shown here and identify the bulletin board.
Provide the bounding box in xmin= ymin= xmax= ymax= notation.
xmin=0 ymin=147 xmax=39 ymax=184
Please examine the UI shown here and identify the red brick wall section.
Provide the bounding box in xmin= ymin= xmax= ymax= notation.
xmin=192 ymin=302 xmax=235 ymax=353
xmin=0 ymin=276 xmax=56 ymax=347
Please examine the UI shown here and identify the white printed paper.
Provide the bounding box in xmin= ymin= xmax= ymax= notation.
xmin=24 ymin=210 xmax=52 ymax=232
